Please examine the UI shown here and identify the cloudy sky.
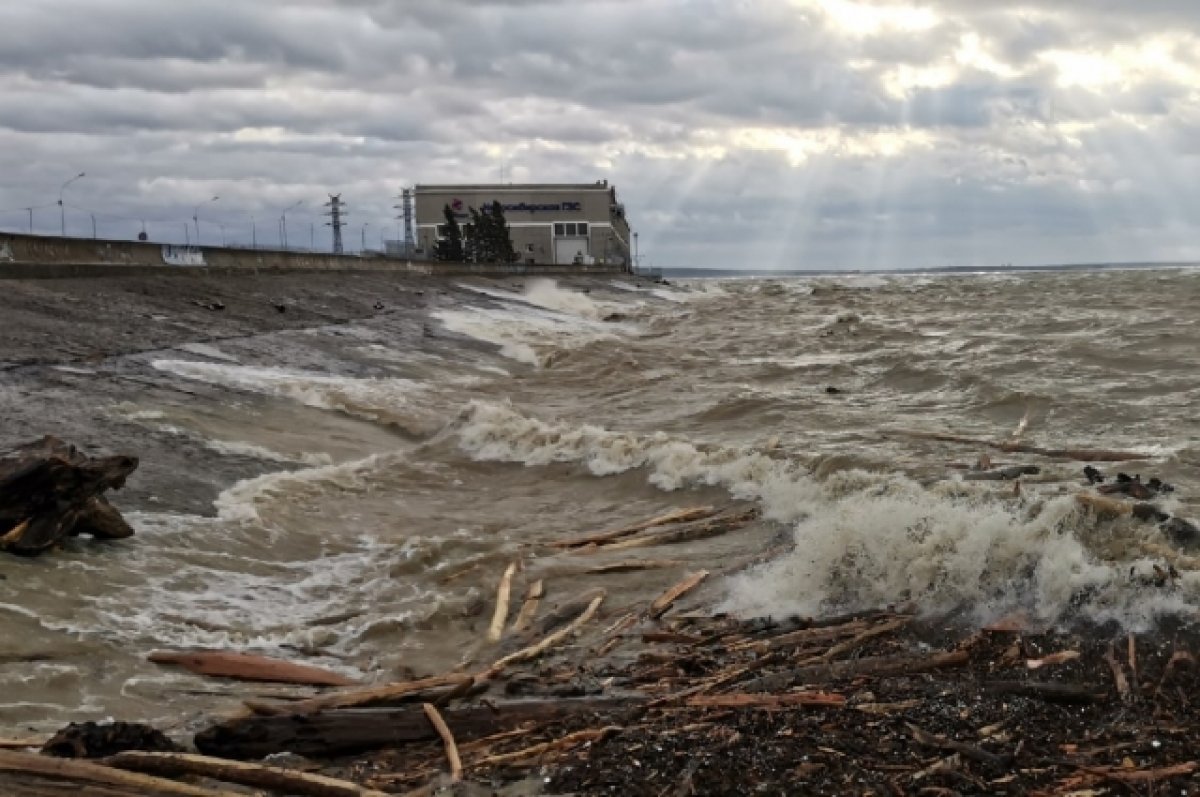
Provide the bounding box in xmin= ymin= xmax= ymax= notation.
xmin=2 ymin=0 xmax=1200 ymax=270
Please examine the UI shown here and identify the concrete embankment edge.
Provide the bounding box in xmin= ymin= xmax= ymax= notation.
xmin=0 ymin=232 xmax=627 ymax=279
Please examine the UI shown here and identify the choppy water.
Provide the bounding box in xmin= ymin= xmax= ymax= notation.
xmin=3 ymin=269 xmax=1200 ymax=731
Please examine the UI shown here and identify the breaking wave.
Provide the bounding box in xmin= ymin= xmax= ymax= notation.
xmin=452 ymin=400 xmax=1199 ymax=629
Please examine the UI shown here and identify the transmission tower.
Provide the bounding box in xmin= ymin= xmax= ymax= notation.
xmin=324 ymin=194 xmax=346 ymax=254
xmin=393 ymin=188 xmax=414 ymax=256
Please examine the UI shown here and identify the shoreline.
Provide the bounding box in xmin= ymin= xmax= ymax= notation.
xmin=0 ymin=269 xmax=650 ymax=515
xmin=3 ymin=270 xmax=1200 ymax=794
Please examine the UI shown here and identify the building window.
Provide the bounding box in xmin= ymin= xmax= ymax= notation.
xmin=555 ymin=222 xmax=590 ymax=237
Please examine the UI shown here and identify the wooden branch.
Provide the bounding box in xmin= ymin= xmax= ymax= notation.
xmin=422 ymin=704 xmax=463 ymax=783
xmin=683 ymin=692 xmax=845 ymax=709
xmin=727 ymin=619 xmax=875 ymax=653
xmin=194 ymin=697 xmax=639 ymax=759
xmin=550 ymin=506 xmax=718 ymax=548
xmin=107 ymin=751 xmax=390 ymax=797
xmin=821 ymin=618 xmax=909 ymax=661
xmin=742 ymin=649 xmax=970 ymax=693
xmin=649 ymin=571 xmax=709 ymax=619
xmin=984 ymin=681 xmax=1106 ymax=704
xmin=1127 ymin=633 xmax=1138 ymax=694
xmin=147 ymin=650 xmax=358 ymax=687
xmin=487 ymin=562 xmax=518 ymax=644
xmin=487 ymin=593 xmax=605 ymax=675
xmin=582 ymin=559 xmax=685 ymax=575
xmin=1103 ymin=648 xmax=1130 ymax=703
xmin=0 ymin=750 xmax=238 ymax=797
xmin=907 ymin=724 xmax=1010 ymax=768
xmin=601 ymin=509 xmax=759 ymax=553
xmin=0 ymin=738 xmax=47 ymax=750
xmin=473 ymin=726 xmax=620 ymax=767
xmin=513 ymin=588 xmax=606 ymax=643
xmin=510 ymin=579 xmax=544 ymax=632
xmin=260 ymin=672 xmax=472 ymax=716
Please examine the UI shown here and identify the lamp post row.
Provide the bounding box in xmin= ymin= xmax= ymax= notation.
xmin=40 ymin=176 xmax=387 ymax=253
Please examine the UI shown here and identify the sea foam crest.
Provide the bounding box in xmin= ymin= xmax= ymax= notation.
xmin=151 ymin=360 xmax=434 ymax=432
xmin=454 ymin=400 xmax=1200 ymax=628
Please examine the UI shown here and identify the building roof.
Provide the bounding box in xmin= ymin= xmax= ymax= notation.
xmin=415 ymin=182 xmax=612 ymax=192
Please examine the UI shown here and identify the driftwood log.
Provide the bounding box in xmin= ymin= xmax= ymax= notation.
xmin=194 ymin=697 xmax=640 ymax=759
xmin=147 ymin=650 xmax=359 ymax=687
xmin=0 ymin=437 xmax=138 ymax=556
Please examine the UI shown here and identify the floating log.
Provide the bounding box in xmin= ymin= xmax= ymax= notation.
xmin=0 ymin=436 xmax=138 ymax=556
xmin=649 ymin=571 xmax=709 ymax=619
xmin=108 ymin=751 xmax=391 ymax=797
xmin=510 ymin=579 xmax=544 ymax=633
xmin=147 ymin=651 xmax=358 ymax=687
xmin=487 ymin=563 xmax=518 ymax=644
xmin=487 ymin=592 xmax=605 ymax=675
xmin=550 ymin=506 xmax=719 ymax=548
xmin=600 ymin=509 xmax=761 ymax=553
xmin=505 ymin=588 xmax=606 ymax=650
xmin=194 ymin=697 xmax=640 ymax=759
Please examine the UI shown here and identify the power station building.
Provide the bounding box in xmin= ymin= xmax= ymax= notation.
xmin=414 ymin=181 xmax=631 ymax=267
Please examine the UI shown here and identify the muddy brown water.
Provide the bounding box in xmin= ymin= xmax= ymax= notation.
xmin=1 ymin=268 xmax=1199 ymax=734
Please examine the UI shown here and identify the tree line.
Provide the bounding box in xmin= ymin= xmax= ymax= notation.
xmin=433 ymin=201 xmax=518 ymax=263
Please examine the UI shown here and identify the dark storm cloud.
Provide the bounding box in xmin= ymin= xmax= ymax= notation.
xmin=2 ymin=0 xmax=1200 ymax=267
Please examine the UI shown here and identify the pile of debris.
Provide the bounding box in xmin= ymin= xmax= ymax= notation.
xmin=4 ymin=436 xmax=1200 ymax=795
xmin=4 ymin=590 xmax=1200 ymax=795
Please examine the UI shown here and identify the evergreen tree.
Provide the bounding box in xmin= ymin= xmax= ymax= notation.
xmin=464 ymin=207 xmax=484 ymax=263
xmin=433 ymin=204 xmax=464 ymax=261
xmin=488 ymin=201 xmax=518 ymax=263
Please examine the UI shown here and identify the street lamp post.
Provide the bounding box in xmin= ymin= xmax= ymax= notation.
xmin=25 ymin=208 xmax=32 ymax=233
xmin=251 ymin=217 xmax=257 ymax=250
xmin=58 ymin=172 xmax=85 ymax=236
xmin=193 ymin=196 xmax=219 ymax=246
xmin=280 ymin=201 xmax=302 ymax=250
xmin=633 ymin=232 xmax=639 ymax=272
xmin=361 ymin=223 xmax=368 ymax=253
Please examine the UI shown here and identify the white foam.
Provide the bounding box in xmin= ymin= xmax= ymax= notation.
xmin=460 ymin=278 xmax=618 ymax=320
xmin=452 ymin=400 xmax=1200 ymax=629
xmin=176 ymin=343 xmax=240 ymax=362
xmin=204 ymin=439 xmax=332 ymax=467
xmin=433 ymin=304 xmax=622 ymax=367
xmin=151 ymin=360 xmax=431 ymax=429
xmin=212 ymin=453 xmax=387 ymax=524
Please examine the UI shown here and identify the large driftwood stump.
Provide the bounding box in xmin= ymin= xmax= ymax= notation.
xmin=0 ymin=436 xmax=138 ymax=556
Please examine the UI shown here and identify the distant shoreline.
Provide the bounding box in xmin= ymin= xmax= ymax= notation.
xmin=662 ymin=261 xmax=1200 ymax=279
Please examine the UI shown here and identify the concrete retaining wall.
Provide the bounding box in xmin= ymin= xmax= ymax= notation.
xmin=0 ymin=232 xmax=626 ymax=279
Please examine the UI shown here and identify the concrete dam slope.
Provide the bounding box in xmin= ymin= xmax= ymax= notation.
xmin=0 ymin=232 xmax=626 ymax=279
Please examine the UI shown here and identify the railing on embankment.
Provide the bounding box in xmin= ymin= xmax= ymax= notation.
xmin=0 ymin=232 xmax=628 ymax=279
